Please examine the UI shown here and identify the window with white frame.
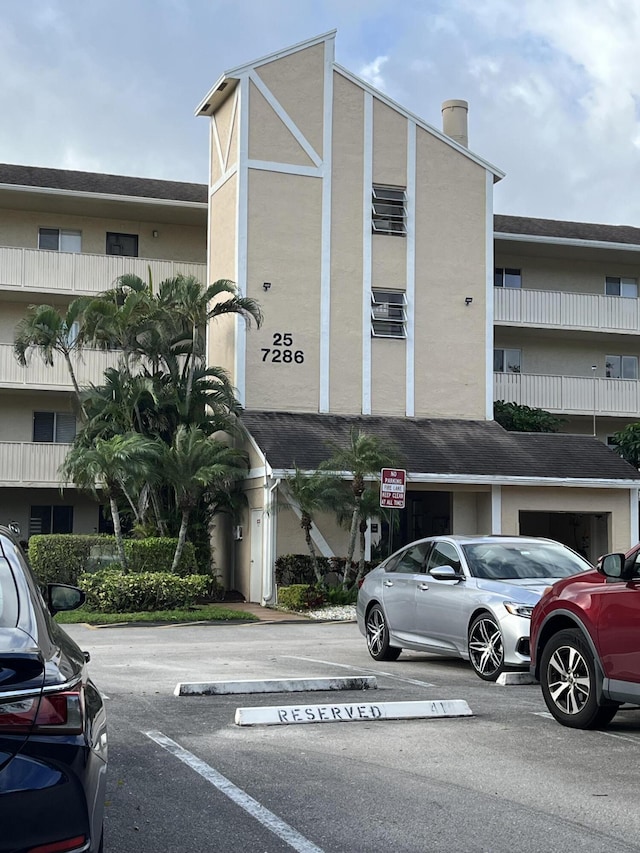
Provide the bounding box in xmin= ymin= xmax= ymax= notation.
xmin=494 ymin=268 xmax=522 ymax=288
xmin=605 ymin=276 xmax=638 ymax=298
xmin=493 ymin=348 xmax=521 ymax=373
xmin=371 ymin=289 xmax=407 ymax=338
xmin=372 ymin=185 xmax=407 ymax=236
xmin=38 ymin=228 xmax=82 ymax=253
xmin=605 ymin=355 xmax=638 ymax=379
xmin=32 ymin=411 xmax=77 ymax=443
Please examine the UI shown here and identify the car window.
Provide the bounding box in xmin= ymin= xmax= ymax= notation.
xmin=427 ymin=542 xmax=462 ymax=574
xmin=393 ymin=543 xmax=430 ymax=574
xmin=0 ymin=555 xmax=19 ymax=627
xmin=462 ymin=541 xmax=590 ymax=580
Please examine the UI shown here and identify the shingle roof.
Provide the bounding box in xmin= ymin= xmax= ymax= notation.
xmin=495 ymin=214 xmax=640 ymax=246
xmin=240 ymin=410 xmax=640 ymax=481
xmin=0 ymin=163 xmax=208 ymax=204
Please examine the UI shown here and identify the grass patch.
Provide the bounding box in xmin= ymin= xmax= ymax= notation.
xmin=55 ymin=604 xmax=259 ymax=625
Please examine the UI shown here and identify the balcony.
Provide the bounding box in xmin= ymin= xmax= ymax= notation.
xmin=0 ymin=343 xmax=120 ymax=390
xmin=0 ymin=441 xmax=71 ymax=487
xmin=494 ymin=287 xmax=640 ymax=334
xmin=0 ymin=246 xmax=206 ymax=296
xmin=494 ymin=372 xmax=640 ymax=417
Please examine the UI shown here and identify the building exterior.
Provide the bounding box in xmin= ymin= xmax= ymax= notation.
xmin=0 ymin=164 xmax=207 ymax=536
xmin=196 ymin=31 xmax=640 ymax=602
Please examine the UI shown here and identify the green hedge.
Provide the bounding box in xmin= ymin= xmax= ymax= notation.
xmin=28 ymin=534 xmax=199 ymax=585
xmin=78 ymin=569 xmax=219 ymax=613
xmin=277 ymin=584 xmax=326 ymax=611
xmin=275 ymin=554 xmax=379 ymax=587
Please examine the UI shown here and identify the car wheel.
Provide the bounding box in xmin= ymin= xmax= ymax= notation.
xmin=468 ymin=613 xmax=505 ymax=681
xmin=540 ymin=629 xmax=619 ymax=729
xmin=365 ymin=604 xmax=401 ymax=661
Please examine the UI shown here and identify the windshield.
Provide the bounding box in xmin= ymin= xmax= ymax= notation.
xmin=461 ymin=541 xmax=591 ymax=580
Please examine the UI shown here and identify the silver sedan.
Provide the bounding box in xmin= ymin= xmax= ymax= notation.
xmin=356 ymin=535 xmax=591 ymax=681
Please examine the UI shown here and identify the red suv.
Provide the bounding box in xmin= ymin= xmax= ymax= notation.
xmin=530 ymin=544 xmax=640 ymax=729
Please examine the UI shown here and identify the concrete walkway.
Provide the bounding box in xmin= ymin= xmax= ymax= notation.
xmin=226 ymin=601 xmax=311 ymax=622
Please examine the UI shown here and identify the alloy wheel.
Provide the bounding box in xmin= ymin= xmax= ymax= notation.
xmin=468 ymin=616 xmax=504 ymax=678
xmin=546 ymin=644 xmax=591 ymax=716
xmin=366 ymin=607 xmax=385 ymax=657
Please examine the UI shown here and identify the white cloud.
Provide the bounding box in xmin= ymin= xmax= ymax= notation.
xmin=359 ymin=55 xmax=389 ymax=90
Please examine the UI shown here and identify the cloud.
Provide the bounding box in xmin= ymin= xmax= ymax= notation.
xmin=359 ymin=55 xmax=389 ymax=89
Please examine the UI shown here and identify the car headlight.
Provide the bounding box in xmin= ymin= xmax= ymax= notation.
xmin=503 ymin=601 xmax=534 ymax=619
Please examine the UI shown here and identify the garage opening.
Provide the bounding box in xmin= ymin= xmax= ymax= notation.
xmin=519 ymin=511 xmax=609 ymax=565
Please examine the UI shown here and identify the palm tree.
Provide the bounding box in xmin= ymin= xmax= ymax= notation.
xmin=14 ymin=300 xmax=88 ymax=410
xmin=323 ymin=428 xmax=400 ymax=568
xmin=157 ymin=276 xmax=263 ymax=409
xmin=160 ymin=425 xmax=249 ymax=573
xmin=60 ymin=433 xmax=162 ymax=567
xmin=282 ymin=467 xmax=348 ymax=584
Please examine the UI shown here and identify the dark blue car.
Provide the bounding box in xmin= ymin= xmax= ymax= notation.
xmin=0 ymin=526 xmax=107 ymax=852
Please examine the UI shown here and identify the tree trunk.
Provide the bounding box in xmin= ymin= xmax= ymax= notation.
xmin=110 ymin=496 xmax=128 ymax=569
xmin=171 ymin=509 xmax=190 ymax=573
xmin=301 ymin=513 xmax=323 ymax=584
xmin=149 ymin=487 xmax=168 ymax=536
xmin=63 ymin=349 xmax=87 ymax=421
xmin=353 ymin=521 xmax=367 ymax=587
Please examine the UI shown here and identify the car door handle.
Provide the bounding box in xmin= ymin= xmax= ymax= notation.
xmin=417 ymin=583 xmax=429 ymax=591
xmin=383 ymin=580 xmax=394 ymax=587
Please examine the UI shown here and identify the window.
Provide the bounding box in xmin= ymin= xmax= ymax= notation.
xmin=38 ymin=228 xmax=82 ymax=253
xmin=494 ymin=268 xmax=522 ymax=288
xmin=493 ymin=348 xmax=521 ymax=373
xmin=394 ymin=542 xmax=430 ymax=573
xmin=605 ymin=276 xmax=637 ymax=298
xmin=33 ymin=411 xmax=76 ymax=443
xmin=29 ymin=506 xmax=73 ymax=536
xmin=606 ymin=355 xmax=638 ymax=379
xmin=106 ymin=232 xmax=139 ymax=257
xmin=372 ymin=185 xmax=406 ymax=236
xmin=371 ymin=289 xmax=407 ymax=338
xmin=427 ymin=542 xmax=462 ymax=574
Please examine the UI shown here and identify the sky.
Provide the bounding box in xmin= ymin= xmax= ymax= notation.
xmin=3 ymin=0 xmax=640 ymax=226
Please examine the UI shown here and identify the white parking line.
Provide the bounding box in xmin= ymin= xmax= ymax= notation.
xmin=532 ymin=712 xmax=640 ymax=745
xmin=283 ymin=655 xmax=434 ymax=688
xmin=145 ymin=730 xmax=324 ymax=853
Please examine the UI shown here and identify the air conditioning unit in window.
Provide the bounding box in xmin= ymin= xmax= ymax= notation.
xmin=233 ymin=526 xmax=243 ymax=541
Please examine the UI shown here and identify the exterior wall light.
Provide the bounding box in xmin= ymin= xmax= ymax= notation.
xmin=465 ymin=297 xmax=473 ymax=305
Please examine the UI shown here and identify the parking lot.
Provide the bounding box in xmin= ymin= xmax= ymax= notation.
xmin=69 ymin=618 xmax=640 ymax=853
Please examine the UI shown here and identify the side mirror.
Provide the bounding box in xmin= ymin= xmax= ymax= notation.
xmin=429 ymin=565 xmax=463 ymax=581
xmin=598 ymin=553 xmax=626 ymax=580
xmin=47 ymin=583 xmax=86 ymax=615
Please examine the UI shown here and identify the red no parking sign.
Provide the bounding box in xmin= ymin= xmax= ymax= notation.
xmin=380 ymin=468 xmax=406 ymax=509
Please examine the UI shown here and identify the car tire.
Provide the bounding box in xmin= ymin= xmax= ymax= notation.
xmin=468 ymin=613 xmax=505 ymax=682
xmin=540 ymin=629 xmax=619 ymax=729
xmin=365 ymin=604 xmax=401 ymax=661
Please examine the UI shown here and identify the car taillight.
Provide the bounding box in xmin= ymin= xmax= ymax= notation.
xmin=0 ymin=687 xmax=83 ymax=734
xmin=27 ymin=835 xmax=87 ymax=853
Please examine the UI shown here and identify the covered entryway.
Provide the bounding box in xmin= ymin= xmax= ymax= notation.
xmin=519 ymin=511 xmax=609 ymax=564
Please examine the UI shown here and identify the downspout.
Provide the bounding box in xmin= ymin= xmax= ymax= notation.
xmin=261 ymin=476 xmax=281 ymax=605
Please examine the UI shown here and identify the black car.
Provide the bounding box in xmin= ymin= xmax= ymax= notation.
xmin=0 ymin=526 xmax=107 ymax=852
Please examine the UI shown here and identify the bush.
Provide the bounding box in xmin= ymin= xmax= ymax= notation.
xmin=123 ymin=538 xmax=198 ymax=576
xmin=275 ymin=554 xmax=380 ymax=587
xmin=78 ymin=569 xmax=218 ymax=613
xmin=322 ymin=585 xmax=358 ymax=605
xmin=29 ymin=535 xmax=111 ymax=585
xmin=277 ymin=584 xmax=326 ymax=611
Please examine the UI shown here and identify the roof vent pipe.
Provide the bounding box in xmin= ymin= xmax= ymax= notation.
xmin=441 ymin=99 xmax=469 ymax=148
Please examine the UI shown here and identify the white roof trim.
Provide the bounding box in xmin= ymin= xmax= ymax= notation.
xmin=0 ymin=182 xmax=207 ymax=210
xmin=495 ymin=231 xmax=640 ymax=252
xmin=196 ymin=30 xmax=337 ymax=116
xmin=270 ymin=468 xmax=640 ymax=489
xmin=334 ymin=63 xmax=504 ymax=181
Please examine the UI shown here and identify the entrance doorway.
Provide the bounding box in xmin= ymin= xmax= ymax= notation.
xmin=519 ymin=511 xmax=609 ymax=565
xmin=379 ymin=491 xmax=451 ymax=558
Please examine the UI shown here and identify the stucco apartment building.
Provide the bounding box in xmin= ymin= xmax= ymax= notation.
xmin=0 ymin=165 xmax=207 ymax=537
xmin=1 ymin=30 xmax=640 ymax=602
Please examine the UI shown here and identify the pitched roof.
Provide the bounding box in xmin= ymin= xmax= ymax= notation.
xmin=0 ymin=163 xmax=208 ymax=204
xmin=495 ymin=214 xmax=640 ymax=246
xmin=240 ymin=410 xmax=640 ymax=482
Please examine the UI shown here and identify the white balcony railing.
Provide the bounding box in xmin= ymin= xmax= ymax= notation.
xmin=0 ymin=343 xmax=121 ymax=390
xmin=495 ymin=287 xmax=640 ymax=334
xmin=0 ymin=441 xmax=71 ymax=486
xmin=0 ymin=247 xmax=206 ymax=296
xmin=494 ymin=372 xmax=640 ymax=417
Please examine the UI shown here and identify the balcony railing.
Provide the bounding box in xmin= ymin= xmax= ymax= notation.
xmin=494 ymin=372 xmax=640 ymax=417
xmin=0 ymin=343 xmax=120 ymax=390
xmin=0 ymin=441 xmax=71 ymax=487
xmin=494 ymin=287 xmax=640 ymax=334
xmin=0 ymin=247 xmax=206 ymax=296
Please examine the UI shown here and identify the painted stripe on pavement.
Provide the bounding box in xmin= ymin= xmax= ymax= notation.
xmin=283 ymin=655 xmax=435 ymax=688
xmin=145 ymin=730 xmax=324 ymax=853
